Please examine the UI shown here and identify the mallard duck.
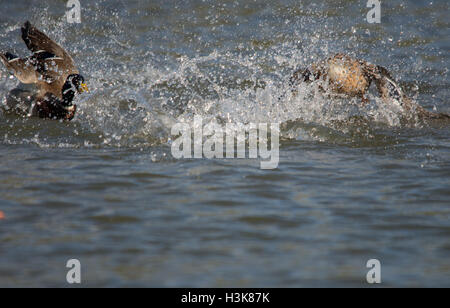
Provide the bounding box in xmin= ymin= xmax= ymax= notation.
xmin=290 ymin=53 xmax=449 ymax=120
xmin=0 ymin=21 xmax=88 ymax=121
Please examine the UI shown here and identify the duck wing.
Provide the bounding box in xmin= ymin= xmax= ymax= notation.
xmin=21 ymin=21 xmax=78 ymax=72
xmin=0 ymin=52 xmax=39 ymax=84
xmin=21 ymin=21 xmax=79 ymax=91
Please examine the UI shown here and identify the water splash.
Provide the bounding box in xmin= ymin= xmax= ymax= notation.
xmin=0 ymin=0 xmax=447 ymax=149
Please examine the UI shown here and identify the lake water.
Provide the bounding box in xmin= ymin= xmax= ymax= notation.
xmin=0 ymin=0 xmax=449 ymax=287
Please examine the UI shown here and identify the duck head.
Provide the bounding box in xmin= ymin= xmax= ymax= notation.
xmin=61 ymin=74 xmax=89 ymax=106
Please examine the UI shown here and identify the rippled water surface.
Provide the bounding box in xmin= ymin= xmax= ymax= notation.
xmin=0 ymin=0 xmax=449 ymax=287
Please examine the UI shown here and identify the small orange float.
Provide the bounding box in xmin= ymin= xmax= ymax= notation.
xmin=0 ymin=211 xmax=5 ymax=219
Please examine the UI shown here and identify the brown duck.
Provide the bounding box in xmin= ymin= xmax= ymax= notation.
xmin=290 ymin=53 xmax=449 ymax=120
xmin=0 ymin=21 xmax=88 ymax=121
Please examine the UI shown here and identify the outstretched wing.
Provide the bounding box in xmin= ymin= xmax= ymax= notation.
xmin=21 ymin=21 xmax=79 ymax=82
xmin=21 ymin=21 xmax=76 ymax=68
xmin=0 ymin=52 xmax=38 ymax=84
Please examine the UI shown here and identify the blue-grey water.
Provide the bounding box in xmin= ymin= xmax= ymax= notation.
xmin=0 ymin=0 xmax=449 ymax=287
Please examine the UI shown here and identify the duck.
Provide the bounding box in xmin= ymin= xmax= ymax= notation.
xmin=0 ymin=21 xmax=88 ymax=121
xmin=290 ymin=53 xmax=449 ymax=120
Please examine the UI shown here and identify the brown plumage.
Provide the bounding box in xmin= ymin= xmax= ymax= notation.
xmin=290 ymin=53 xmax=449 ymax=120
xmin=1 ymin=21 xmax=88 ymax=120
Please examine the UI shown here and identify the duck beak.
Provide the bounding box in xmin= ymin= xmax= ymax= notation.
xmin=79 ymin=83 xmax=89 ymax=93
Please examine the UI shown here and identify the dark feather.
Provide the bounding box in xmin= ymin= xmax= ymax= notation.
xmin=34 ymin=93 xmax=77 ymax=120
xmin=22 ymin=21 xmax=67 ymax=59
